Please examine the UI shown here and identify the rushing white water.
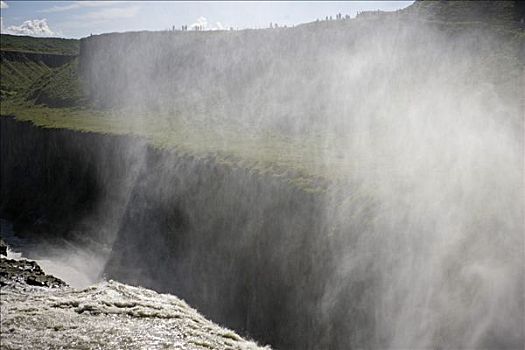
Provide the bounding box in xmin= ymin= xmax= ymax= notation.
xmin=0 ymin=280 xmax=269 ymax=350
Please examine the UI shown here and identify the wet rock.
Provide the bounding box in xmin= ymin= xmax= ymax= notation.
xmin=0 ymin=237 xmax=7 ymax=256
xmin=0 ymin=257 xmax=67 ymax=288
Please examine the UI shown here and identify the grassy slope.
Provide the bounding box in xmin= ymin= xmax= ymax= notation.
xmin=0 ymin=53 xmax=52 ymax=98
xmin=0 ymin=34 xmax=79 ymax=55
xmin=1 ymin=1 xmax=523 ymax=191
xmin=0 ymin=34 xmax=79 ymax=100
xmin=25 ymin=59 xmax=86 ymax=107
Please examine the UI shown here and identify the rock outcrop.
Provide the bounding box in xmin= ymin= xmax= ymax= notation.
xmin=0 ymin=257 xmax=67 ymax=288
xmin=0 ymin=237 xmax=7 ymax=256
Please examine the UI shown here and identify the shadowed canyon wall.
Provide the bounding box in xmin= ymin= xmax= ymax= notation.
xmin=2 ymin=118 xmax=377 ymax=349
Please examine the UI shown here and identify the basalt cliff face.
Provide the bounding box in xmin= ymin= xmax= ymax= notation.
xmin=1 ymin=117 xmax=369 ymax=349
xmin=0 ymin=117 xmax=144 ymax=244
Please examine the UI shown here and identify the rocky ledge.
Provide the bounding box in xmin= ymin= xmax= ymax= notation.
xmin=0 ymin=237 xmax=7 ymax=256
xmin=0 ymin=258 xmax=67 ymax=288
xmin=0 ymin=236 xmax=66 ymax=288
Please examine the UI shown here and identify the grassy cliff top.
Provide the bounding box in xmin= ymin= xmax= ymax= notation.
xmin=0 ymin=34 xmax=79 ymax=55
xmin=0 ymin=102 xmax=335 ymax=192
xmin=1 ymin=1 xmax=523 ymax=193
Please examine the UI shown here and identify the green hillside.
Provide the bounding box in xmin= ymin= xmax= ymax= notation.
xmin=0 ymin=1 xmax=523 ymax=191
xmin=0 ymin=34 xmax=79 ymax=101
xmin=0 ymin=51 xmax=52 ymax=99
xmin=0 ymin=34 xmax=79 ymax=55
xmin=25 ymin=59 xmax=86 ymax=107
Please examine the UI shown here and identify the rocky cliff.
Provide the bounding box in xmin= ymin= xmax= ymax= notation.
xmin=1 ymin=117 xmax=375 ymax=349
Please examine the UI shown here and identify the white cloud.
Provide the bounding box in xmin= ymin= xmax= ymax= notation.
xmin=40 ymin=1 xmax=118 ymax=13
xmin=1 ymin=18 xmax=56 ymax=37
xmin=190 ymin=16 xmax=208 ymax=30
xmin=190 ymin=17 xmax=225 ymax=31
xmin=0 ymin=1 xmax=8 ymax=9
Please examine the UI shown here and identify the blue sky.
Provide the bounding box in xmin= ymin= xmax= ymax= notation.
xmin=1 ymin=1 xmax=413 ymax=39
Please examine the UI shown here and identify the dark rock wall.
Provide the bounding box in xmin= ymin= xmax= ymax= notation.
xmin=0 ymin=117 xmax=374 ymax=349
xmin=0 ymin=117 xmax=146 ymax=244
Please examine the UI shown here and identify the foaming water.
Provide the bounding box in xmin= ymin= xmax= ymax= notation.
xmin=1 ymin=280 xmax=268 ymax=349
